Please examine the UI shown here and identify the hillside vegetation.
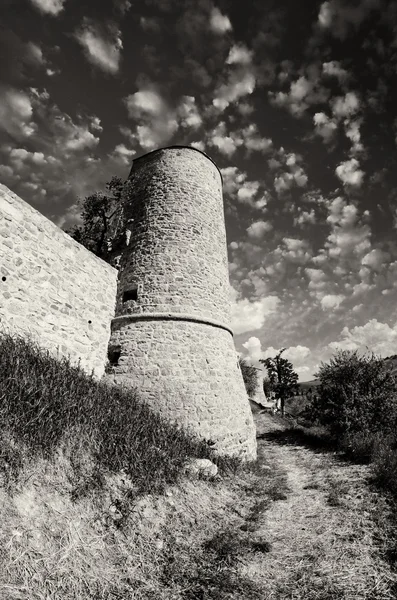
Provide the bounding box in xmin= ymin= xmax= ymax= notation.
xmin=288 ymin=350 xmax=397 ymax=498
xmin=0 ymin=334 xmax=271 ymax=599
xmin=2 ymin=335 xmax=397 ymax=598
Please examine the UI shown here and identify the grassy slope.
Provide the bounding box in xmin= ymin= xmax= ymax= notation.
xmin=0 ymin=334 xmax=274 ymax=599
xmin=0 ymin=333 xmax=236 ymax=499
xmin=2 ymin=335 xmax=397 ymax=599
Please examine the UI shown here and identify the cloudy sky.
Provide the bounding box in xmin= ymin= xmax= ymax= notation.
xmin=1 ymin=0 xmax=397 ymax=381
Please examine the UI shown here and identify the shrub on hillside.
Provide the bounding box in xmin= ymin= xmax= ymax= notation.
xmin=0 ymin=334 xmax=235 ymax=496
xmin=372 ymin=433 xmax=397 ymax=495
xmin=308 ymin=350 xmax=397 ymax=439
xmin=238 ymin=358 xmax=259 ymax=398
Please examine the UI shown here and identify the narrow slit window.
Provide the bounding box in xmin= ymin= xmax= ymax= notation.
xmin=108 ymin=344 xmax=121 ymax=366
xmin=123 ymin=287 xmax=138 ymax=302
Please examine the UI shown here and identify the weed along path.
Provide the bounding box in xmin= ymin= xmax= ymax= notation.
xmin=235 ymin=413 xmax=397 ymax=599
xmin=2 ymin=406 xmax=397 ymax=599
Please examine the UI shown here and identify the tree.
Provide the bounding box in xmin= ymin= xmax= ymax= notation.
xmin=309 ymin=350 xmax=397 ymax=437
xmin=67 ymin=176 xmax=131 ymax=265
xmin=238 ymin=357 xmax=260 ymax=399
xmin=263 ymin=376 xmax=273 ymax=398
xmin=259 ymin=348 xmax=299 ymax=416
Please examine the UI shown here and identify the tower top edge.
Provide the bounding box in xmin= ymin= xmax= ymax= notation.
xmin=128 ymin=145 xmax=223 ymax=184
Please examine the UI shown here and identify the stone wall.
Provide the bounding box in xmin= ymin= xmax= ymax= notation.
xmin=116 ymin=147 xmax=231 ymax=326
xmin=108 ymin=147 xmax=257 ymax=460
xmin=0 ymin=184 xmax=118 ymax=378
xmin=108 ymin=318 xmax=257 ymax=459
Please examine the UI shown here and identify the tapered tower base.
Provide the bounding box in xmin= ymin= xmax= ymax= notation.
xmin=109 ymin=317 xmax=257 ymax=460
xmin=107 ymin=146 xmax=257 ymax=461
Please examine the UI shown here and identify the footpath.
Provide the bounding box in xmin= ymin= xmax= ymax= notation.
xmin=236 ymin=412 xmax=397 ymax=599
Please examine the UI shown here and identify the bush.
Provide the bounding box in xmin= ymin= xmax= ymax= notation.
xmin=372 ymin=433 xmax=397 ymax=495
xmin=0 ymin=333 xmax=234 ymax=496
xmin=308 ymin=350 xmax=397 ymax=439
xmin=239 ymin=357 xmax=259 ymax=398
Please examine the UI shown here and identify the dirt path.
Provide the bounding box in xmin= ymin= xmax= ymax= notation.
xmin=238 ymin=414 xmax=397 ymax=599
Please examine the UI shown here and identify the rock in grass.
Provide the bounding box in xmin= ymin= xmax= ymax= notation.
xmin=184 ymin=458 xmax=218 ymax=479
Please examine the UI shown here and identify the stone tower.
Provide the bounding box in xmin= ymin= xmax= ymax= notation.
xmin=108 ymin=146 xmax=257 ymax=460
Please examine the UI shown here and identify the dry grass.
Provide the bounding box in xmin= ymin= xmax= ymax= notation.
xmin=238 ymin=414 xmax=397 ymax=599
xmin=0 ymin=333 xmax=236 ymax=501
xmin=0 ymin=432 xmax=285 ymax=600
xmin=2 ymin=413 xmax=397 ymax=599
xmin=2 ymin=335 xmax=397 ymax=598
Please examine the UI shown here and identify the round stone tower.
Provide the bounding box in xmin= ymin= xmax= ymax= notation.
xmin=108 ymin=146 xmax=257 ymax=460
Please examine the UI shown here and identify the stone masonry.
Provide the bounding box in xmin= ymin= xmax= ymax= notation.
xmin=0 ymin=146 xmax=257 ymax=461
xmin=0 ymin=183 xmax=118 ymax=378
xmin=108 ymin=147 xmax=257 ymax=460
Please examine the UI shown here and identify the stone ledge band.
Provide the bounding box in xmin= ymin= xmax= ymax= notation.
xmin=111 ymin=312 xmax=234 ymax=336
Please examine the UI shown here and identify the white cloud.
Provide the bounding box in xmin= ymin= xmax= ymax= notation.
xmin=212 ymin=42 xmax=256 ymax=111
xmin=247 ymin=220 xmax=273 ymax=240
xmin=317 ymin=0 xmax=382 ymax=40
xmin=139 ymin=17 xmax=160 ymax=32
xmin=322 ymin=60 xmax=349 ymax=82
xmin=273 ymin=152 xmax=308 ymax=194
xmin=274 ymin=172 xmax=298 ymax=193
xmin=0 ymin=90 xmax=124 ymax=214
xmin=0 ymin=165 xmax=14 ymax=179
xmin=329 ymin=319 xmax=397 ymax=356
xmin=241 ymin=124 xmax=272 ymax=153
xmin=190 ymin=140 xmax=205 ymax=151
xmin=231 ymin=295 xmax=280 ymax=335
xmin=49 ymin=114 xmax=100 ymax=152
xmin=26 ymin=42 xmax=46 ymax=66
xmin=114 ymin=0 xmax=132 ymax=15
xmin=209 ymin=7 xmax=232 ymax=33
xmin=10 ymin=148 xmax=54 ymax=167
xmin=46 ymin=68 xmax=59 ymax=77
xmin=242 ymin=336 xmax=263 ymax=362
xmin=237 ymin=103 xmax=255 ymax=116
xmin=89 ymin=116 xmax=103 ymax=132
xmin=294 ymin=209 xmax=316 ymax=225
xmin=226 ymin=44 xmax=252 ymax=65
xmin=344 ymin=119 xmax=364 ymax=156
xmin=276 ymin=237 xmax=312 ymax=264
xmin=331 ymin=92 xmax=360 ymax=119
xmin=321 ymin=197 xmax=371 ymax=261
xmin=109 ymin=143 xmax=135 ymax=165
xmin=313 ymin=112 xmax=338 ymax=143
xmin=213 ymin=70 xmax=256 ymax=111
xmin=177 ymin=96 xmax=202 ymax=129
xmin=284 ymin=345 xmax=311 ymax=363
xmin=326 ymin=197 xmax=357 ymax=227
xmin=335 ymin=158 xmax=364 ymax=187
xmin=0 ymin=86 xmax=35 ymax=139
xmin=29 ymin=0 xmax=66 ymax=15
xmin=305 ymin=268 xmax=327 ymax=290
xmin=124 ymin=88 xmax=177 ymax=149
xmin=270 ymin=76 xmax=311 ymax=117
xmin=75 ymin=21 xmax=123 ymax=74
xmin=208 ymin=122 xmax=272 ymax=156
xmin=361 ymin=248 xmax=389 ymax=271
xmin=244 ymin=339 xmax=311 ymax=367
xmin=269 ymin=74 xmax=329 ymax=117
xmin=124 ymin=89 xmax=202 ymax=150
xmin=221 ymin=166 xmax=247 ymax=195
xmin=221 ymin=166 xmax=266 ymax=209
xmin=318 ymin=1 xmax=334 ymax=27
xmin=237 ymin=181 xmax=260 ymax=204
xmin=207 ymin=121 xmax=242 ymax=156
xmin=320 ymin=294 xmax=345 ymax=310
